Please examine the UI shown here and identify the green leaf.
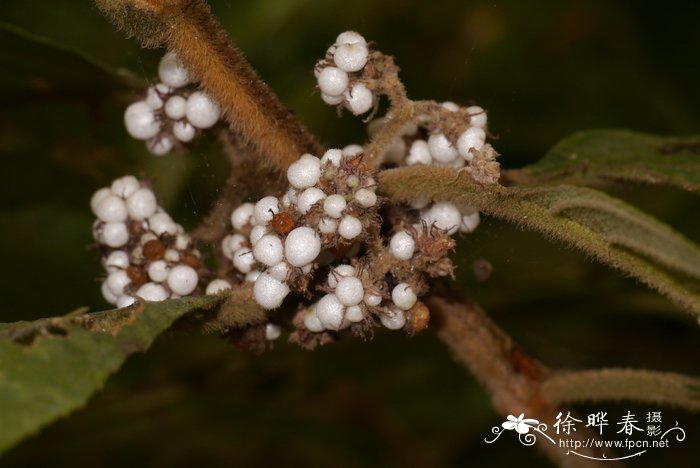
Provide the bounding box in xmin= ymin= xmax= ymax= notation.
xmin=0 ymin=21 xmax=143 ymax=105
xmin=0 ymin=296 xmax=220 ymax=454
xmin=542 ymin=368 xmax=700 ymax=411
xmin=505 ymin=129 xmax=700 ymax=192
xmin=379 ymin=166 xmax=700 ymax=317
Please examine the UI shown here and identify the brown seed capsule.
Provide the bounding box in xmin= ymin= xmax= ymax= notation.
xmin=143 ymin=239 xmax=166 ymax=260
xmin=407 ymin=302 xmax=430 ymax=334
xmin=181 ymin=252 xmax=201 ymax=270
xmin=271 ymin=211 xmax=295 ymax=235
xmin=126 ymin=265 xmax=148 ymax=286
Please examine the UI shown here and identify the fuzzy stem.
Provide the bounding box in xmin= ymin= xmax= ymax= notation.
xmin=427 ymin=285 xmax=615 ymax=468
xmin=542 ymin=368 xmax=700 ymax=411
xmin=96 ymin=0 xmax=323 ymax=171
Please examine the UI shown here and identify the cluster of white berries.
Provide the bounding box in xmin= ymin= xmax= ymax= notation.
xmin=124 ymin=52 xmax=221 ymax=155
xmin=301 ymin=264 xmax=417 ymax=333
xmin=217 ymin=146 xmax=387 ymax=323
xmin=315 ymin=32 xmax=376 ymax=115
xmin=370 ymin=102 xmax=489 ymax=171
xmin=91 ymin=175 xmax=204 ymax=308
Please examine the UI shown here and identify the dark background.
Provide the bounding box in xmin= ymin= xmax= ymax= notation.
xmin=0 ymin=1 xmax=699 ymax=466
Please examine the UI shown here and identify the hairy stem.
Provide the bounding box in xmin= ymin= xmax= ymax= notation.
xmin=542 ymin=369 xmax=700 ymax=411
xmin=428 ymin=284 xmax=617 ymax=467
xmin=96 ymin=0 xmax=323 ymax=171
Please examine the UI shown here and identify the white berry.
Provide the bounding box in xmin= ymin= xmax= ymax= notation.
xmin=460 ymin=209 xmax=481 ymax=233
xmin=124 ymin=101 xmax=160 ymax=140
xmin=323 ymin=194 xmax=347 ymax=218
xmin=380 ymin=309 xmax=406 ymax=330
xmin=267 ymin=262 xmax=290 ymax=282
xmin=318 ymin=217 xmax=338 ymax=234
xmin=457 ymin=127 xmax=486 ymax=160
xmin=344 ymin=83 xmax=373 ymax=115
xmin=249 ymin=225 xmax=269 ymax=246
xmin=148 ymin=212 xmax=178 ymax=236
xmin=245 ymin=270 xmax=261 ymax=283
xmin=421 ymin=202 xmax=462 ymax=235
xmin=335 ymin=276 xmax=364 ymax=307
xmin=110 ymin=175 xmax=140 ymax=198
xmin=164 ymin=248 xmax=180 ymax=263
xmin=303 ymin=306 xmax=325 ymax=332
xmin=441 ymin=101 xmax=460 ymax=112
xmin=94 ymin=195 xmax=128 ymax=223
xmin=147 ymin=135 xmax=175 ymax=156
xmin=321 ymin=93 xmax=344 ymax=105
xmin=101 ymin=281 xmax=118 ymax=305
xmin=364 ymin=293 xmax=382 ymax=307
xmin=316 ymin=293 xmax=345 ymax=330
xmin=336 ymin=31 xmax=366 ymax=46
xmin=222 ymin=233 xmax=247 ymax=259
xmin=345 ymin=305 xmax=364 ymax=323
xmin=164 ymin=95 xmax=187 ymax=120
xmin=353 ymin=188 xmax=376 ymax=208
xmin=389 ymin=231 xmax=415 ymax=260
xmin=158 ymin=52 xmax=191 ymax=88
xmin=253 ymin=272 xmax=290 ymax=309
xmin=205 ymin=279 xmax=232 ymax=295
xmin=327 ymin=264 xmax=357 ymax=288
xmin=147 ymin=260 xmax=170 ymax=283
xmin=117 ymin=295 xmax=136 ymax=308
xmin=126 ymin=188 xmax=157 ymax=221
xmin=342 ymin=144 xmax=363 ymax=158
xmin=173 ymin=120 xmax=196 ymax=142
xmin=467 ymin=105 xmax=487 ymax=128
xmin=265 ymin=323 xmax=282 ymax=341
xmin=333 ymin=42 xmax=369 ymax=72
xmin=167 ymin=265 xmax=199 ymax=295
xmin=254 ymin=196 xmax=280 ymax=225
xmin=287 ymin=154 xmax=322 ymax=189
xmin=284 ymin=226 xmax=321 ymax=267
xmin=317 ymin=66 xmax=349 ymax=97
xmin=231 ymin=203 xmax=255 ymax=230
xmin=392 ymin=283 xmax=417 ymax=310
xmin=103 ymin=250 xmax=129 ymax=272
xmin=406 ymin=140 xmax=432 ymax=166
xmin=428 ymin=133 xmax=459 ymax=163
xmin=233 ymin=248 xmax=255 ymax=274
xmin=321 ymin=148 xmax=342 ymax=166
xmin=186 ymin=91 xmax=221 ymax=129
xmin=253 ymin=234 xmax=284 ymax=267
xmin=106 ymin=270 xmax=131 ymax=297
xmin=90 ymin=187 xmax=112 ymax=214
xmin=338 ymin=215 xmax=363 ymax=240
xmin=136 ymin=282 xmax=169 ymax=302
xmin=101 ymin=222 xmax=129 ymax=248
xmin=145 ymin=85 xmax=165 ymax=110
xmin=296 ymin=187 xmax=326 ymax=214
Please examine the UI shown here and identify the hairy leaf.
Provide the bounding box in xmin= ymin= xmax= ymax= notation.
xmin=0 ymin=296 xmax=219 ymax=454
xmin=0 ymin=21 xmax=142 ymax=105
xmin=505 ymin=129 xmax=700 ymax=192
xmin=542 ymin=369 xmax=700 ymax=411
xmin=379 ymin=166 xmax=700 ymax=317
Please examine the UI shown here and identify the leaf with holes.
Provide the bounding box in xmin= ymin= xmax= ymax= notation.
xmin=0 ymin=296 xmax=220 ymax=454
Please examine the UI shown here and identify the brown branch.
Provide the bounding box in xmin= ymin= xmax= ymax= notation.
xmin=95 ymin=0 xmax=323 ymax=171
xmin=427 ymin=283 xmax=619 ymax=468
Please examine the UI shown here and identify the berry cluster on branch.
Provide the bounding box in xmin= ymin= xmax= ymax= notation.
xmin=92 ymin=30 xmax=500 ymax=349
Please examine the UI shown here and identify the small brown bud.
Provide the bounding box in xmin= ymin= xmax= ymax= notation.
xmin=143 ymin=239 xmax=166 ymax=260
